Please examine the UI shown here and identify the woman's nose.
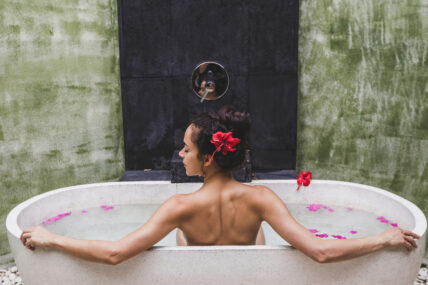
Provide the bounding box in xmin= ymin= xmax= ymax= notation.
xmin=179 ymin=148 xmax=184 ymax=158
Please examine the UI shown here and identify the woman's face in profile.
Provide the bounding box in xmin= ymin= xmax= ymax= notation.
xmin=179 ymin=124 xmax=203 ymax=176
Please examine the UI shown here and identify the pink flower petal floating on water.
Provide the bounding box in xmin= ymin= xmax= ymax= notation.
xmin=376 ymin=216 xmax=398 ymax=227
xmin=81 ymin=210 xmax=87 ymax=213
xmin=332 ymin=235 xmax=347 ymax=239
xmin=100 ymin=204 xmax=114 ymax=211
xmin=307 ymin=204 xmax=335 ymax=213
xmin=42 ymin=211 xmax=71 ymax=225
xmin=347 ymin=207 xmax=353 ymax=211
xmin=307 ymin=204 xmax=322 ymax=211
xmin=316 ymin=233 xmax=329 ymax=238
xmin=309 ymin=229 xmax=319 ymax=233
xmin=350 ymin=230 xmax=357 ymax=234
xmin=377 ymin=216 xmax=391 ymax=223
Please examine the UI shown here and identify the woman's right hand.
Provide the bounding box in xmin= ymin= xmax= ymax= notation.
xmin=20 ymin=226 xmax=57 ymax=250
xmin=380 ymin=227 xmax=420 ymax=251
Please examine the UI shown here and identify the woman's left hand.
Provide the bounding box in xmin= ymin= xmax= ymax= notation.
xmin=20 ymin=226 xmax=56 ymax=250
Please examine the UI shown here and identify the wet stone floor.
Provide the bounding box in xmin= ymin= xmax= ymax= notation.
xmin=0 ymin=262 xmax=427 ymax=284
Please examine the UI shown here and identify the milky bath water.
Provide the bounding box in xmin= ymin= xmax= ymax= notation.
xmin=42 ymin=202 xmax=398 ymax=246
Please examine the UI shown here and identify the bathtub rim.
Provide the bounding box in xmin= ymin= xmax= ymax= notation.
xmin=6 ymin=179 xmax=427 ymax=250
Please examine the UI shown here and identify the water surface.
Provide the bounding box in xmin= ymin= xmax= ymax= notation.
xmin=43 ymin=203 xmax=397 ymax=246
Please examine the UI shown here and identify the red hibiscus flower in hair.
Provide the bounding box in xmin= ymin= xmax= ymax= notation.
xmin=297 ymin=171 xmax=312 ymax=190
xmin=210 ymin=131 xmax=240 ymax=161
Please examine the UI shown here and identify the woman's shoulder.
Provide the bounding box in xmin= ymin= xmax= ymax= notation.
xmin=161 ymin=193 xmax=200 ymax=219
xmin=242 ymin=184 xmax=281 ymax=207
xmin=166 ymin=183 xmax=275 ymax=206
xmin=168 ymin=192 xmax=202 ymax=207
xmin=167 ymin=191 xmax=213 ymax=212
xmin=225 ymin=182 xmax=271 ymax=199
xmin=246 ymin=184 xmax=274 ymax=195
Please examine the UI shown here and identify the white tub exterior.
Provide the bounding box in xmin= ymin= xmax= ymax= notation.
xmin=6 ymin=180 xmax=427 ymax=285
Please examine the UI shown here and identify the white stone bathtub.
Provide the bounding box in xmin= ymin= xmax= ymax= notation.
xmin=6 ymin=180 xmax=427 ymax=285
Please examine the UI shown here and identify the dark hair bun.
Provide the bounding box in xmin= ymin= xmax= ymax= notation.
xmin=217 ymin=105 xmax=251 ymax=143
xmin=190 ymin=105 xmax=251 ymax=172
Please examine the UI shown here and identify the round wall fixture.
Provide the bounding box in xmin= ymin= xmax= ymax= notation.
xmin=191 ymin=62 xmax=229 ymax=102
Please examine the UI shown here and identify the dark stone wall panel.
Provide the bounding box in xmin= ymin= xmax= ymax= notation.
xmin=248 ymin=0 xmax=299 ymax=74
xmin=118 ymin=0 xmax=298 ymax=172
xmin=120 ymin=0 xmax=250 ymax=77
xmin=169 ymin=0 xmax=249 ymax=76
xmin=248 ymin=74 xmax=297 ymax=150
xmin=119 ymin=0 xmax=172 ymax=78
xmin=121 ymin=78 xmax=174 ymax=169
xmin=252 ymin=149 xmax=296 ymax=170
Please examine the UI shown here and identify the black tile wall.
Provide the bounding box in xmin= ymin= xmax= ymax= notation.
xmin=118 ymin=0 xmax=298 ymax=173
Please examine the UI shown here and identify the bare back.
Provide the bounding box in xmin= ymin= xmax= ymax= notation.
xmin=177 ymin=181 xmax=263 ymax=245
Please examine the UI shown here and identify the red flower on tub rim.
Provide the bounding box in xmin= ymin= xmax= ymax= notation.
xmin=210 ymin=131 xmax=240 ymax=161
xmin=297 ymin=171 xmax=312 ymax=190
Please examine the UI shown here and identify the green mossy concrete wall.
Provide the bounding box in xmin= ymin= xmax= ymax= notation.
xmin=0 ymin=0 xmax=124 ymax=255
xmin=298 ymin=0 xmax=427 ymax=256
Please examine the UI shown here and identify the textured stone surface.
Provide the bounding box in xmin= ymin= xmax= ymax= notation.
xmin=5 ymin=263 xmax=428 ymax=285
xmin=297 ymin=0 xmax=428 ymax=256
xmin=0 ymin=0 xmax=124 ymax=255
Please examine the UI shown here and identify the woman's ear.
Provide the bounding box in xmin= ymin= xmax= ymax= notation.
xmin=203 ymin=154 xmax=213 ymax=167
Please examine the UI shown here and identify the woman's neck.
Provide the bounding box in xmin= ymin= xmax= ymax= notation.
xmin=202 ymin=168 xmax=235 ymax=186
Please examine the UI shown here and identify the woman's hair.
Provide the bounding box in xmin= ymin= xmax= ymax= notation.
xmin=190 ymin=105 xmax=251 ymax=172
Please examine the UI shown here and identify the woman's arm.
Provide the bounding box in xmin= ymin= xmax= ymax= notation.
xmin=21 ymin=228 xmax=120 ymax=265
xmin=255 ymin=186 xmax=420 ymax=263
xmin=21 ymin=194 xmax=188 ymax=265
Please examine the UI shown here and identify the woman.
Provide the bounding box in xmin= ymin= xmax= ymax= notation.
xmin=20 ymin=106 xmax=420 ymax=265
